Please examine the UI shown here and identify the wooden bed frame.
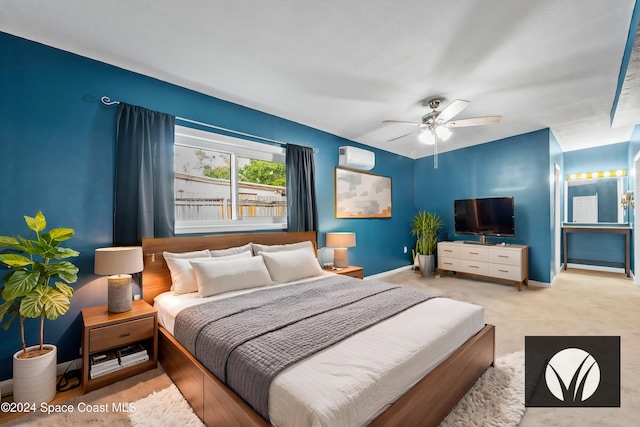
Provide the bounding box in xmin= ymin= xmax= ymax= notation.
xmin=142 ymin=232 xmax=495 ymax=427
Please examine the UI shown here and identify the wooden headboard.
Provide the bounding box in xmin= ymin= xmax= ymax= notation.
xmin=141 ymin=231 xmax=317 ymax=304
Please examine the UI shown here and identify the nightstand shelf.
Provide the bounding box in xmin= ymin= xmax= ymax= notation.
xmin=82 ymin=299 xmax=158 ymax=392
xmin=330 ymin=265 xmax=364 ymax=279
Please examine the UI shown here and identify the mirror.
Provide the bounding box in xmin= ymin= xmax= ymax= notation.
xmin=564 ymin=175 xmax=628 ymax=224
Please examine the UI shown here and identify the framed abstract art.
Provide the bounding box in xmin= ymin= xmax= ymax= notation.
xmin=334 ymin=167 xmax=392 ymax=218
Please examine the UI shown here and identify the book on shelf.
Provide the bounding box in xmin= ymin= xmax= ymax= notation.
xmin=116 ymin=343 xmax=147 ymax=360
xmin=90 ymin=363 xmax=123 ymax=378
xmin=90 ymin=351 xmax=119 ymax=369
xmin=117 ymin=343 xmax=148 ymax=362
xmin=120 ymin=353 xmax=150 ymax=368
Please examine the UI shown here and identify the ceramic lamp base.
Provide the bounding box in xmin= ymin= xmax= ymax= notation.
xmin=333 ymin=248 xmax=349 ymax=268
xmin=108 ymin=274 xmax=132 ymax=313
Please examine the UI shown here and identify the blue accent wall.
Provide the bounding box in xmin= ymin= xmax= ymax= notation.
xmin=0 ymin=32 xmax=415 ymax=381
xmin=563 ymin=142 xmax=630 ymax=269
xmin=413 ymin=129 xmax=553 ymax=284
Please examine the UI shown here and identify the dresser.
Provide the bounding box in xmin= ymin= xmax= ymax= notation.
xmin=437 ymin=241 xmax=529 ymax=291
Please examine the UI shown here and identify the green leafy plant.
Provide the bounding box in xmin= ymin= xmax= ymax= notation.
xmin=0 ymin=212 xmax=79 ymax=356
xmin=410 ymin=210 xmax=443 ymax=256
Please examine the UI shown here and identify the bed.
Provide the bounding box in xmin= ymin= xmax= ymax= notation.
xmin=141 ymin=232 xmax=495 ymax=427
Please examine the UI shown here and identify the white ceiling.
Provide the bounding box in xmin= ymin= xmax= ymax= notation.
xmin=1 ymin=0 xmax=638 ymax=159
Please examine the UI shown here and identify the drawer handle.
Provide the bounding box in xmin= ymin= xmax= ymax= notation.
xmin=499 ymin=269 xmax=509 ymax=273
xmin=469 ymin=252 xmax=479 ymax=255
xmin=469 ymin=265 xmax=480 ymax=269
xmin=498 ymin=255 xmax=509 ymax=258
xmin=119 ymin=332 xmax=131 ymax=338
xmin=444 ymin=262 xmax=453 ymax=266
xmin=444 ymin=249 xmax=453 ymax=253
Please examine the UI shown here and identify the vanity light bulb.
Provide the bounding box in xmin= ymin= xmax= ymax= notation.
xmin=616 ymin=170 xmax=623 ymax=176
xmin=580 ymin=173 xmax=587 ymax=179
xmin=569 ymin=174 xmax=577 ymax=180
xmin=604 ymin=171 xmax=610 ymax=178
xmin=591 ymin=172 xmax=599 ymax=178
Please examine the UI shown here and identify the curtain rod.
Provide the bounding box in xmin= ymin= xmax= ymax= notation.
xmin=100 ymin=96 xmax=319 ymax=153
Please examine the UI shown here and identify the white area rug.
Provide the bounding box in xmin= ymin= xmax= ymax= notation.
xmin=440 ymin=351 xmax=525 ymax=427
xmin=128 ymin=383 xmax=204 ymax=427
xmin=126 ymin=352 xmax=524 ymax=427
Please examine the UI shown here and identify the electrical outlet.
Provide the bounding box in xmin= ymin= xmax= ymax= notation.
xmin=134 ymin=294 xmax=141 ymax=300
xmin=403 ymin=246 xmax=408 ymax=254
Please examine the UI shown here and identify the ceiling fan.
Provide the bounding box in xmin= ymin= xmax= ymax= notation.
xmin=383 ymin=98 xmax=502 ymax=168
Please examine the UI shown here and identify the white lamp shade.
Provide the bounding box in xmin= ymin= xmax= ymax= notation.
xmin=95 ymin=247 xmax=144 ymax=275
xmin=419 ymin=127 xmax=451 ymax=145
xmin=326 ymin=232 xmax=356 ymax=248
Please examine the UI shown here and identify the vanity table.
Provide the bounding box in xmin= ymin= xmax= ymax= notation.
xmin=563 ymin=170 xmax=631 ymax=276
xmin=562 ymin=225 xmax=631 ymax=277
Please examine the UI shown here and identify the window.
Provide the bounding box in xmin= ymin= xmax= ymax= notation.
xmin=174 ymin=126 xmax=286 ymax=234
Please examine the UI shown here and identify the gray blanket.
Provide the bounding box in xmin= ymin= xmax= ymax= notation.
xmin=174 ymin=274 xmax=435 ymax=421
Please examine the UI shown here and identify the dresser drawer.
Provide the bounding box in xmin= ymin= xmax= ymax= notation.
xmin=459 ymin=260 xmax=489 ymax=275
xmin=488 ymin=263 xmax=522 ymax=281
xmin=438 ymin=244 xmax=460 ymax=259
xmin=438 ymin=257 xmax=459 ymax=271
xmin=489 ymin=248 xmax=521 ymax=266
xmin=459 ymin=246 xmax=489 ymax=262
xmin=89 ymin=316 xmax=155 ymax=353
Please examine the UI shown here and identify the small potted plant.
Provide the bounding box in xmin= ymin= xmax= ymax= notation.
xmin=0 ymin=212 xmax=79 ymax=404
xmin=410 ymin=210 xmax=443 ymax=277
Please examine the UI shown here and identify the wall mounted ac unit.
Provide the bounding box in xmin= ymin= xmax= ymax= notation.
xmin=338 ymin=146 xmax=375 ymax=170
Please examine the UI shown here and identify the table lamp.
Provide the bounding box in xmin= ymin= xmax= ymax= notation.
xmin=326 ymin=232 xmax=356 ymax=268
xmin=95 ymin=247 xmax=144 ymax=313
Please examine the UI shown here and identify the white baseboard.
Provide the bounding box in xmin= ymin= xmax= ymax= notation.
xmin=0 ymin=357 xmax=82 ymax=398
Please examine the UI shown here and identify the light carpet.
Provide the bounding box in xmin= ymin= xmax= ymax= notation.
xmin=128 ymin=383 xmax=203 ymax=427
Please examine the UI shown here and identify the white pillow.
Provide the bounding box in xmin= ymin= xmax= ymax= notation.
xmin=260 ymin=246 xmax=324 ymax=283
xmin=210 ymin=243 xmax=253 ymax=257
xmin=164 ymin=257 xmax=207 ymax=294
xmin=165 ymin=251 xmax=251 ymax=294
xmin=190 ymin=256 xmax=273 ymax=297
xmin=252 ymin=240 xmax=314 ymax=256
xmin=163 ymin=250 xmax=211 ymax=293
xmin=163 ymin=249 xmax=211 ymax=259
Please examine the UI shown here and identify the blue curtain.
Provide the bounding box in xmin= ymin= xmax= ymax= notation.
xmin=286 ymin=144 xmax=318 ymax=232
xmin=114 ymin=103 xmax=176 ymax=245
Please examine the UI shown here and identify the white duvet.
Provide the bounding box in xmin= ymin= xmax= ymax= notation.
xmin=154 ymin=275 xmax=484 ymax=427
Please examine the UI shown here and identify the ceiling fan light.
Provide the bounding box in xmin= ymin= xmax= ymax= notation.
xmin=419 ymin=130 xmax=436 ymax=145
xmin=436 ymin=126 xmax=452 ymax=141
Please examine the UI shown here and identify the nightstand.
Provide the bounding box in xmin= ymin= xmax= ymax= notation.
xmin=81 ymin=299 xmax=158 ymax=392
xmin=330 ymin=265 xmax=364 ymax=279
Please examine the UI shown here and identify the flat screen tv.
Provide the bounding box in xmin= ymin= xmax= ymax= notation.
xmin=454 ymin=197 xmax=515 ymax=238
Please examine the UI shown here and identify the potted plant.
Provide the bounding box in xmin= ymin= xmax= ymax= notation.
xmin=410 ymin=210 xmax=443 ymax=277
xmin=0 ymin=212 xmax=79 ymax=404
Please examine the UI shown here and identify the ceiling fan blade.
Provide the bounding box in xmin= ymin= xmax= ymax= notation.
xmin=387 ymin=130 xmax=418 ymax=142
xmin=436 ymin=99 xmax=470 ymax=123
xmin=444 ymin=115 xmax=502 ymax=128
xmin=382 ymin=120 xmax=427 ymax=127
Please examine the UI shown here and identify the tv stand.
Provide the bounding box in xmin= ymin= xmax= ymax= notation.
xmin=437 ymin=241 xmax=529 ymax=291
